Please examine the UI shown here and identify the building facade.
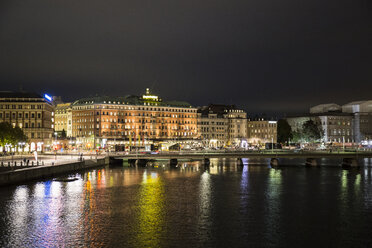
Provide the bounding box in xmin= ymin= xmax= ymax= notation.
xmin=0 ymin=92 xmax=54 ymax=151
xmin=342 ymin=100 xmax=372 ymax=144
xmin=286 ymin=113 xmax=353 ymax=143
xmin=70 ymin=89 xmax=198 ymax=149
xmin=199 ymin=105 xmax=247 ymax=147
xmin=197 ymin=107 xmax=228 ymax=148
xmin=55 ymin=103 xmax=72 ymax=137
xmin=247 ymin=119 xmax=277 ymax=145
xmin=225 ymin=109 xmax=247 ymax=147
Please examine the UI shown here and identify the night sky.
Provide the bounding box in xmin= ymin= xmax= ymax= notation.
xmin=1 ymin=0 xmax=371 ymax=114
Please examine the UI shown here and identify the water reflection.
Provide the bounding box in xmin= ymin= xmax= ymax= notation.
xmin=1 ymin=160 xmax=372 ymax=247
xmin=8 ymin=186 xmax=30 ymax=246
xmin=264 ymin=168 xmax=282 ymax=245
xmin=198 ymin=171 xmax=212 ymax=245
xmin=136 ymin=171 xmax=165 ymax=248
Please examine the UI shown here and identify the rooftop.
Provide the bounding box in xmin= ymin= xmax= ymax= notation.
xmin=0 ymin=91 xmax=42 ymax=99
xmin=72 ymin=89 xmax=194 ymax=108
xmin=286 ymin=112 xmax=353 ymax=118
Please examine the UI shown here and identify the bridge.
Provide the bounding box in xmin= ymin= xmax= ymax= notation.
xmin=109 ymin=150 xmax=372 ymax=168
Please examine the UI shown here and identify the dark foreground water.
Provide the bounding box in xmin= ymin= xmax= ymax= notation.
xmin=1 ymin=158 xmax=372 ymax=247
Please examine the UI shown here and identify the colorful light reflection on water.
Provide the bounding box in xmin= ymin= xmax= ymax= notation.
xmin=0 ymin=159 xmax=372 ymax=247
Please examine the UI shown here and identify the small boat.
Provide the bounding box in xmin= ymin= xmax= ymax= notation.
xmin=54 ymin=178 xmax=79 ymax=182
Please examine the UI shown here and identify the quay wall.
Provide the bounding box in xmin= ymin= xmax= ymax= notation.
xmin=0 ymin=157 xmax=109 ymax=187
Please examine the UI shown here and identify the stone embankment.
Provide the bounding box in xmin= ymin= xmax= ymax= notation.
xmin=0 ymin=157 xmax=109 ymax=186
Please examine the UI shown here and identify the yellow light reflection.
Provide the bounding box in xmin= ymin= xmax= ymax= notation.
xmin=136 ymin=171 xmax=165 ymax=248
xmin=264 ymin=168 xmax=282 ymax=242
xmin=355 ymin=174 xmax=361 ymax=187
xmin=269 ymin=169 xmax=282 ymax=188
xmin=341 ymin=170 xmax=348 ymax=189
xmin=198 ymin=171 xmax=211 ymax=236
xmin=355 ymin=173 xmax=361 ymax=195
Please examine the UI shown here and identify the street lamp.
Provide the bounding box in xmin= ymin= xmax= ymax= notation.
xmin=54 ymin=132 xmax=58 ymax=161
xmin=342 ymin=136 xmax=345 ymax=151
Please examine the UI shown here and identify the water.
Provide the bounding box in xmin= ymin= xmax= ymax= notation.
xmin=1 ymin=158 xmax=372 ymax=247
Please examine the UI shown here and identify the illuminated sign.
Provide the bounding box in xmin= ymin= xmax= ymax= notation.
xmin=143 ymin=95 xmax=158 ymax=100
xmin=268 ymin=121 xmax=277 ymax=124
xmin=44 ymin=94 xmax=52 ymax=102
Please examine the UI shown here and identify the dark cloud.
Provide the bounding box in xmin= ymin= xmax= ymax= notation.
xmin=1 ymin=0 xmax=371 ymax=114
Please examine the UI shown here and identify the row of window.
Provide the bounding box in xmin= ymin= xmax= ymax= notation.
xmin=248 ymin=124 xmax=276 ymax=128
xmin=330 ymin=129 xmax=351 ymax=135
xmin=202 ymin=133 xmax=226 ymax=138
xmin=76 ymin=131 xmax=195 ymax=137
xmin=252 ymin=129 xmax=276 ymax=134
xmin=199 ymin=121 xmax=226 ymax=125
xmin=73 ymin=105 xmax=197 ymax=113
xmin=0 ymin=104 xmax=43 ymax=110
xmin=27 ymin=132 xmax=49 ymax=139
xmin=324 ymin=121 xmax=351 ymax=125
xmin=73 ymin=118 xmax=196 ymax=124
xmin=74 ymin=111 xmax=197 ymax=118
xmin=73 ymin=124 xmax=195 ymax=130
xmin=12 ymin=122 xmax=43 ymax=128
xmin=0 ymin=112 xmax=43 ymax=119
xmin=200 ymin=127 xmax=225 ymax=132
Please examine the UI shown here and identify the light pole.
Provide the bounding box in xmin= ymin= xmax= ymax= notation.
xmin=11 ymin=145 xmax=14 ymax=165
xmin=54 ymin=132 xmax=58 ymax=161
xmin=342 ymin=136 xmax=345 ymax=151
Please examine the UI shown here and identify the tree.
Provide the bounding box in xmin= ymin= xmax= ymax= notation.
xmin=61 ymin=129 xmax=67 ymax=138
xmin=277 ymin=119 xmax=292 ymax=144
xmin=302 ymin=120 xmax=323 ymax=142
xmin=291 ymin=131 xmax=302 ymax=143
xmin=0 ymin=122 xmax=27 ymax=148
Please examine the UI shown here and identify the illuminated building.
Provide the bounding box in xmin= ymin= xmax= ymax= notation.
xmin=342 ymin=100 xmax=372 ymax=144
xmin=286 ymin=103 xmax=354 ymax=143
xmin=294 ymin=101 xmax=372 ymax=145
xmin=55 ymin=103 xmax=72 ymax=137
xmin=198 ymin=104 xmax=247 ymax=147
xmin=0 ymin=91 xmax=54 ymax=151
xmin=224 ymin=108 xmax=247 ymax=146
xmin=197 ymin=107 xmax=228 ymax=148
xmin=70 ymin=89 xmax=198 ymax=149
xmin=247 ymin=118 xmax=277 ymax=145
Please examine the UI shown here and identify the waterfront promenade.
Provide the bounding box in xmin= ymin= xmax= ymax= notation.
xmin=0 ymin=153 xmax=105 ymax=168
xmin=0 ymin=154 xmax=108 ymax=186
